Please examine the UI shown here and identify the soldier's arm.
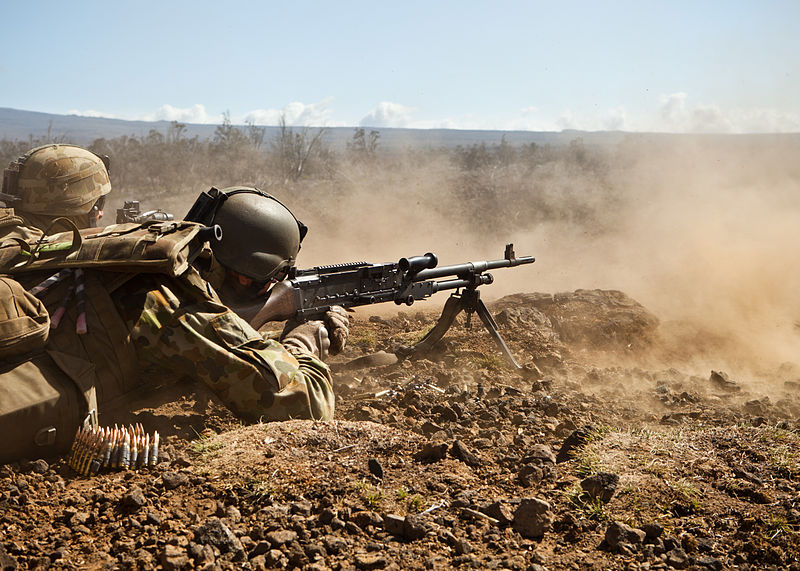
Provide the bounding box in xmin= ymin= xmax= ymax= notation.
xmin=127 ymin=279 xmax=335 ymax=422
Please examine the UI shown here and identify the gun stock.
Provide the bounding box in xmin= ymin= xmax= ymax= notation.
xmin=251 ymin=280 xmax=300 ymax=326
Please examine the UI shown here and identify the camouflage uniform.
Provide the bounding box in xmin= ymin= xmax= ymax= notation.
xmin=22 ymin=263 xmax=336 ymax=423
xmin=0 ymin=218 xmax=334 ymax=462
xmin=116 ymin=269 xmax=334 ymax=422
xmin=0 ymin=207 xmax=43 ymax=242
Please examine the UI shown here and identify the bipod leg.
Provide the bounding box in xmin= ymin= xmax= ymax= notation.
xmin=474 ymin=297 xmax=522 ymax=369
xmin=405 ymin=293 xmax=465 ymax=357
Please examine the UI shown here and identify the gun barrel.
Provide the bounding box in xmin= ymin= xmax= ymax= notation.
xmin=432 ymin=274 xmax=494 ymax=293
xmin=413 ymin=254 xmax=535 ymax=281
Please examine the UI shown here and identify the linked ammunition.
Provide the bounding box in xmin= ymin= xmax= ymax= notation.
xmin=66 ymin=423 xmax=161 ymax=475
xmin=121 ymin=430 xmax=131 ymax=470
xmin=150 ymin=431 xmax=159 ymax=467
xmin=142 ymin=432 xmax=150 ymax=468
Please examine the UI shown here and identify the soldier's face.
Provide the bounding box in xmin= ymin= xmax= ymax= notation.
xmin=88 ymin=197 xmax=106 ymax=228
xmin=226 ymin=269 xmax=273 ymax=299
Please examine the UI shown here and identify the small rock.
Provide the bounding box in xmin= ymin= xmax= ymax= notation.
xmin=225 ymin=505 xmax=242 ymax=522
xmin=160 ymin=471 xmax=189 ymax=490
xmin=249 ymin=540 xmax=270 ymax=558
xmin=194 ymin=517 xmax=245 ymax=554
xmin=29 ymin=459 xmax=49 ymax=474
xmin=120 ymin=486 xmax=147 ymax=511
xmin=696 ymin=556 xmax=723 ymax=570
xmin=265 ymin=529 xmax=298 ymax=548
xmin=318 ymin=507 xmax=337 ymax=524
xmin=641 ymin=522 xmax=664 ymax=540
xmin=518 ymin=464 xmax=544 ymax=487
xmin=453 ymin=538 xmax=471 ymax=555
xmin=421 ymin=421 xmax=444 ymax=436
xmin=479 ymin=501 xmax=514 ymax=526
xmin=134 ymin=548 xmax=156 ymax=568
xmin=345 ymin=351 xmax=398 ymax=369
xmin=414 ymin=442 xmax=448 ymax=463
xmin=368 ymin=458 xmax=384 ymax=479
xmin=450 ymin=440 xmax=482 ymax=467
xmin=352 ymin=511 xmax=383 ymax=529
xmin=355 ymin=552 xmax=387 ymax=570
xmin=523 ymin=444 xmax=556 ymax=464
xmin=188 ymin=542 xmax=215 ymax=565
xmin=70 ymin=511 xmax=91 ymax=527
xmin=265 ymin=549 xmax=287 ymax=568
xmin=159 ymin=545 xmax=189 ymax=571
xmin=556 ymin=425 xmax=596 ymax=463
xmin=322 ymin=535 xmax=348 ymax=554
xmin=383 ymin=514 xmax=405 ymax=536
xmin=0 ymin=545 xmax=17 ymax=570
xmin=403 ymin=514 xmax=431 ymax=540
xmin=291 ymin=500 xmax=313 ymax=515
xmin=666 ymin=547 xmax=690 ymax=569
xmin=432 ymin=404 xmax=459 ymax=422
xmin=605 ymin=521 xmax=646 ymax=550
xmin=304 ymin=542 xmax=327 ymax=560
xmin=710 ymin=370 xmax=740 ymax=392
xmin=513 ymin=498 xmax=553 ymax=538
xmin=581 ymin=472 xmax=619 ymax=503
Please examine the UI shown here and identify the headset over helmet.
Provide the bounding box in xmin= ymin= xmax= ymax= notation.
xmin=1 ymin=144 xmax=111 ymax=217
xmin=186 ymin=186 xmax=307 ymax=282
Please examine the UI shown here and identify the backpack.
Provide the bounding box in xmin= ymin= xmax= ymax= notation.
xmin=0 ymin=276 xmax=50 ymax=360
xmin=0 ymin=218 xmax=217 ymax=463
xmin=0 ymin=218 xmax=213 ymax=277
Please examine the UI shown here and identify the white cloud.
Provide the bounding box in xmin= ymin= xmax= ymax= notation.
xmin=66 ymin=109 xmax=119 ymax=119
xmin=64 ymin=96 xmax=800 ymax=134
xmin=603 ymin=106 xmax=627 ymax=131
xmin=659 ymin=92 xmax=688 ymax=127
xmin=244 ymin=98 xmax=334 ymax=126
xmin=359 ymin=102 xmax=416 ymax=128
xmin=555 ymin=110 xmax=577 ymax=131
xmin=142 ymin=104 xmax=215 ymax=124
xmin=735 ymin=107 xmax=800 ymax=133
xmin=651 ymin=93 xmax=800 ymax=133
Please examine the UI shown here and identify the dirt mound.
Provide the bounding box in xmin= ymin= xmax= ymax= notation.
xmin=2 ymin=289 xmax=800 ymax=570
xmin=492 ymin=289 xmax=660 ymax=352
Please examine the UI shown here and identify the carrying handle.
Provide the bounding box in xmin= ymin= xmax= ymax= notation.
xmin=28 ymin=217 xmax=84 ymax=263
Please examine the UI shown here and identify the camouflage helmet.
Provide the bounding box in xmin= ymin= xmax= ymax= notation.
xmin=1 ymin=144 xmax=111 ymax=215
xmin=187 ymin=186 xmax=306 ymax=282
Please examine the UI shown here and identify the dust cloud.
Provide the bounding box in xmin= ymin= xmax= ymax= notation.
xmin=292 ymin=136 xmax=800 ymax=377
xmin=130 ymin=135 xmax=799 ymax=379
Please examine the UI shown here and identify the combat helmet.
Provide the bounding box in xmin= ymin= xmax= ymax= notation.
xmin=1 ymin=144 xmax=111 ymax=216
xmin=185 ymin=186 xmax=307 ymax=282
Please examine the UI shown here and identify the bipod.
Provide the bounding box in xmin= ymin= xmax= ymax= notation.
xmin=404 ymin=287 xmax=522 ymax=369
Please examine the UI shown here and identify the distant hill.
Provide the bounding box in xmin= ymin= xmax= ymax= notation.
xmin=0 ymin=107 xmax=627 ymax=151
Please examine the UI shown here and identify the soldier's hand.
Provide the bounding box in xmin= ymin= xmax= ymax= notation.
xmin=281 ymin=320 xmax=331 ymax=360
xmin=324 ymin=306 xmax=349 ymax=356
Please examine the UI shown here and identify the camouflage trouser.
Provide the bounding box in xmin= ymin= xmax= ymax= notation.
xmin=122 ymin=273 xmax=335 ymax=422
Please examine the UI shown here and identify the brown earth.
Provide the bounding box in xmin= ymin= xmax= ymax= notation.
xmin=2 ymin=289 xmax=800 ymax=570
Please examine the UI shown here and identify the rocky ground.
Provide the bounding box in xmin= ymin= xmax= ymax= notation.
xmin=2 ymin=289 xmax=800 ymax=570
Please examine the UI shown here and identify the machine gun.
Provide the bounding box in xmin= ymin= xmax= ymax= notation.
xmin=248 ymin=244 xmax=535 ymax=369
xmin=116 ymin=200 xmax=174 ymax=224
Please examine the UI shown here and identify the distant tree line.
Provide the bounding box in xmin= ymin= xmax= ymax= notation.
xmin=1 ymin=118 xmax=615 ymax=234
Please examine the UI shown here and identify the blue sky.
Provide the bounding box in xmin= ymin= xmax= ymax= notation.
xmin=1 ymin=0 xmax=798 ymax=132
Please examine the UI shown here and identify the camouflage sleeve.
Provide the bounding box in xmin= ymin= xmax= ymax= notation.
xmin=128 ymin=278 xmax=335 ymax=422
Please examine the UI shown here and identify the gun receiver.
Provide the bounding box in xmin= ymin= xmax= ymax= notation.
xmin=251 ymin=244 xmax=535 ymax=369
